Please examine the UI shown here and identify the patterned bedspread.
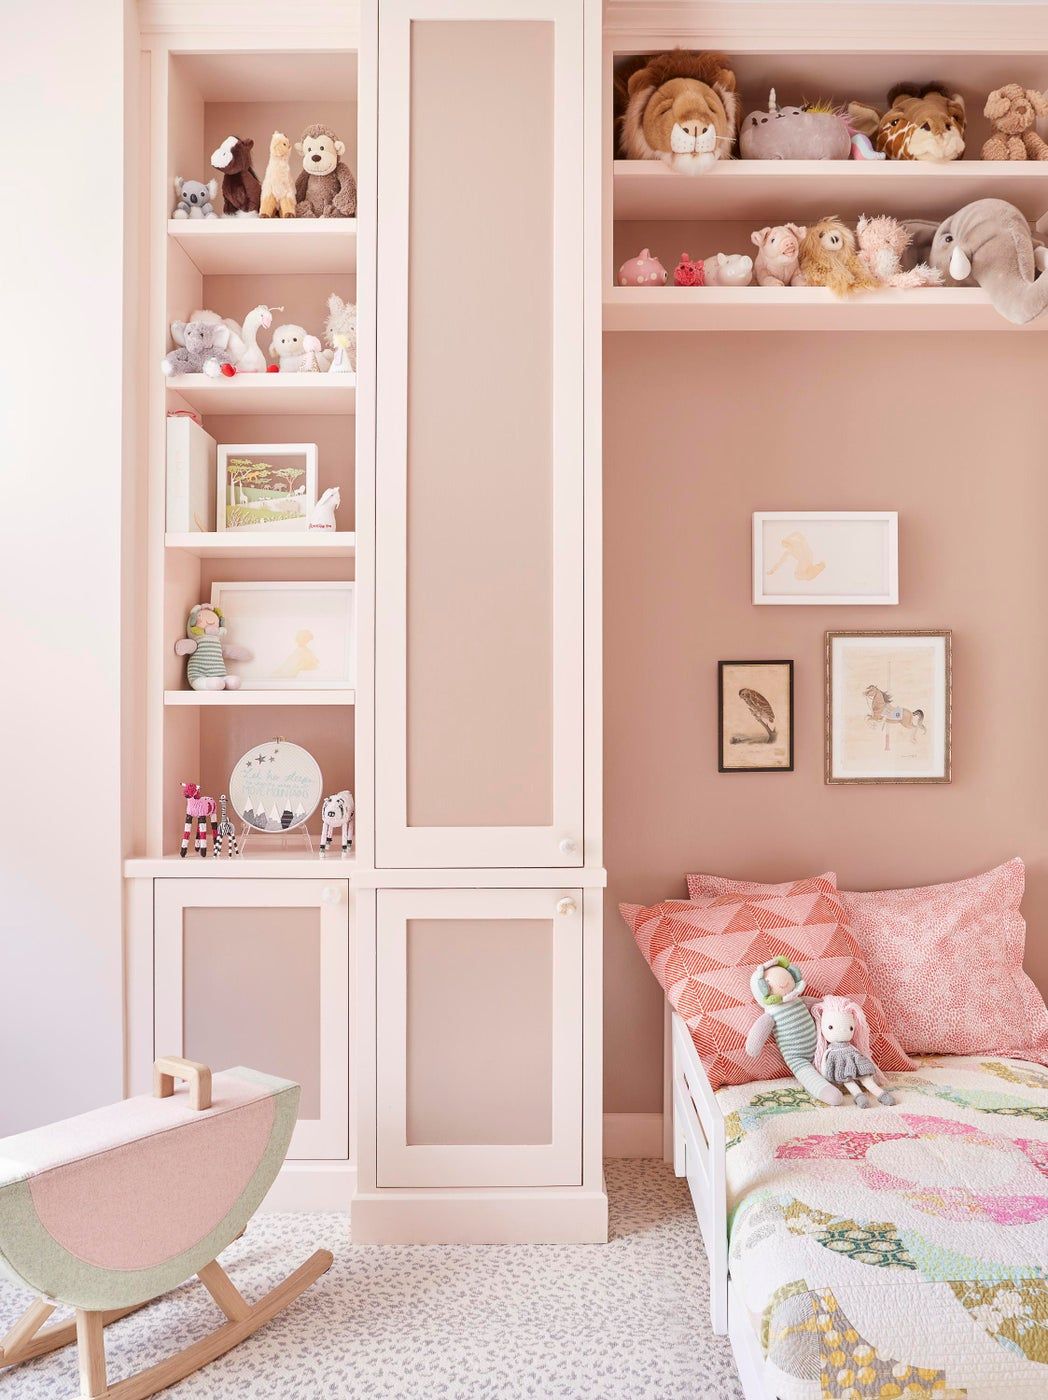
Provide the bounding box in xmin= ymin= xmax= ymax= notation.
xmin=716 ymin=1057 xmax=1048 ymax=1399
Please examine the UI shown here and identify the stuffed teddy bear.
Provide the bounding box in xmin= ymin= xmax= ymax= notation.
xmin=260 ymin=131 xmax=297 ymax=217
xmin=855 ymin=214 xmax=942 ymax=288
xmin=618 ymin=50 xmax=739 ymax=173
xmin=323 ymin=293 xmax=357 ymax=369
xmin=812 ymin=996 xmax=897 ymax=1108
xmin=702 ymin=252 xmax=753 ymax=286
xmin=745 ymin=958 xmax=843 ymax=1105
xmin=161 ymin=321 xmax=237 ymax=378
xmin=174 ymin=604 xmax=252 ymax=690
xmin=751 ymin=224 xmax=806 ymax=286
xmin=798 ymin=216 xmax=878 ymax=296
xmin=172 ymin=177 xmax=218 ymax=219
xmin=982 ymin=85 xmax=1048 ymax=160
xmin=268 ymin=323 xmax=333 ymax=372
xmin=295 ymin=125 xmax=357 ymax=217
xmin=210 ymin=136 xmax=261 ymax=216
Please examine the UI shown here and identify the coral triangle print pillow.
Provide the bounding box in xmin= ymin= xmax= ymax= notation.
xmin=622 ymin=875 xmax=915 ymax=1091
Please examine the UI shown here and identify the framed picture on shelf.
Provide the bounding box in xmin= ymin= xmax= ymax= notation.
xmin=753 ymin=511 xmax=898 ymax=605
xmin=825 ymin=629 xmax=951 ymax=784
xmin=209 ymin=581 xmax=356 ymax=689
xmin=718 ymin=660 xmax=794 ymax=773
xmin=217 ymin=443 xmax=318 ymax=532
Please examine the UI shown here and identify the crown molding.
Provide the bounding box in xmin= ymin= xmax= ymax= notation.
xmin=138 ymin=0 xmax=359 ymax=43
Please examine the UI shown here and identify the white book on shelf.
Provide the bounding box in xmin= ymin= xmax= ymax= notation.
xmin=166 ymin=416 xmax=215 ymax=533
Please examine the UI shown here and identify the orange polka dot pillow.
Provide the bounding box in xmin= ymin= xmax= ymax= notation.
xmin=622 ymin=875 xmax=915 ymax=1090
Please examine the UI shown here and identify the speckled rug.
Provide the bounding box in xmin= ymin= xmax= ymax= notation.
xmin=0 ymin=1160 xmax=743 ymax=1398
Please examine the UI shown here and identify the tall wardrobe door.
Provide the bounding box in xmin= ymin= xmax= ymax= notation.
xmin=374 ymin=0 xmax=584 ymax=869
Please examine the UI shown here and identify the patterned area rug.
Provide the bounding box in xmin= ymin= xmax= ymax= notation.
xmin=0 ymin=1160 xmax=742 ymax=1398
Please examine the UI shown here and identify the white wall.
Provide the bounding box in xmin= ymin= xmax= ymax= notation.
xmin=0 ymin=0 xmax=127 ymax=1132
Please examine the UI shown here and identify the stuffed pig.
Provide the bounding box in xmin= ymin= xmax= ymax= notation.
xmin=751 ymin=224 xmax=806 ymax=286
xmin=703 ymin=252 xmax=753 ymax=286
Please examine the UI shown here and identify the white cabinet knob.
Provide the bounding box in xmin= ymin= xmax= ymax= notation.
xmin=321 ymin=885 xmax=341 ymax=906
xmin=559 ymin=838 xmax=577 ymax=856
xmin=556 ymin=897 xmax=577 ymax=917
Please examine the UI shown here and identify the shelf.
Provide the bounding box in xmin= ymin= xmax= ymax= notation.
xmin=125 ymin=852 xmax=356 ymax=879
xmin=165 ymin=373 xmax=356 ymax=415
xmin=612 ymin=160 xmax=1048 ymax=225
xmin=164 ymin=689 xmax=355 ymax=706
xmin=168 ymin=218 xmax=357 ymax=275
xmin=603 ymin=287 xmax=1047 ymax=332
xmin=165 ymin=531 xmax=356 ymax=559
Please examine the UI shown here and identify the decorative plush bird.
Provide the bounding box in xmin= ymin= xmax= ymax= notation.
xmin=739 ymin=688 xmax=776 ymax=743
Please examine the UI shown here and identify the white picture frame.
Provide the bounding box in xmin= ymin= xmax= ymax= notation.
xmin=752 ymin=511 xmax=898 ymax=606
xmin=209 ymin=581 xmax=356 ymax=689
xmin=216 ymin=443 xmax=318 ymax=533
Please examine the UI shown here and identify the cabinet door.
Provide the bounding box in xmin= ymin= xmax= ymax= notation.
xmin=376 ymin=888 xmax=582 ymax=1186
xmin=154 ymin=880 xmax=350 ymax=1160
xmin=374 ymin=0 xmax=584 ymax=868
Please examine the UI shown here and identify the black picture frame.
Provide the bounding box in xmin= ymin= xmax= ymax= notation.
xmin=718 ymin=660 xmax=795 ymax=773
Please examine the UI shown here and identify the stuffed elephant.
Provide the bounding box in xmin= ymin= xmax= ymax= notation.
xmin=910 ymin=199 xmax=1048 ymax=324
xmin=161 ymin=320 xmax=237 ymax=377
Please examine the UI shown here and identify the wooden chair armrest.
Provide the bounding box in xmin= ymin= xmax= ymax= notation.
xmin=153 ymin=1056 xmax=212 ymax=1110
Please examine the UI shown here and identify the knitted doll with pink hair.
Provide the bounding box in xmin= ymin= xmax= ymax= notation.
xmin=812 ymin=995 xmax=898 ymax=1108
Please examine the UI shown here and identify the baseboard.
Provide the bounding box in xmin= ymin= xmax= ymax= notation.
xmin=351 ymin=1187 xmax=609 ymax=1244
xmin=260 ymin=1160 xmax=357 ymax=1213
xmin=603 ymin=1112 xmax=664 ymax=1158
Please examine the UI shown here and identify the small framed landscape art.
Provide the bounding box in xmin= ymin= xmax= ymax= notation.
xmin=825 ymin=630 xmax=951 ymax=784
xmin=217 ymin=444 xmax=318 ymax=532
xmin=753 ymin=511 xmax=899 ymax=605
xmin=210 ymin=581 xmax=356 ymax=689
xmin=718 ymin=661 xmax=794 ymax=772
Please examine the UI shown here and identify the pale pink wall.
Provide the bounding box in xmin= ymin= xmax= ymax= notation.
xmin=603 ymin=331 xmax=1048 ymax=1114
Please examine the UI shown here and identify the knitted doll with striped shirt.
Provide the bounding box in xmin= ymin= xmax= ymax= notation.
xmin=174 ymin=603 xmax=253 ymax=691
xmin=745 ymin=958 xmax=844 ymax=1105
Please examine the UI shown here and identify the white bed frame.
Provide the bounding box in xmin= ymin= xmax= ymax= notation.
xmin=669 ymin=1011 xmax=773 ymax=1400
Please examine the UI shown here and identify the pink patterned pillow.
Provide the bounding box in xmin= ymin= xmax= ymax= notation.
xmin=839 ymin=860 xmax=1048 ymax=1062
xmin=622 ymin=875 xmax=915 ymax=1091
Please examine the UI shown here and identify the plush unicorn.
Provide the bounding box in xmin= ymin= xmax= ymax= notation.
xmin=812 ymin=995 xmax=897 ymax=1108
xmin=319 ymin=789 xmax=354 ymax=856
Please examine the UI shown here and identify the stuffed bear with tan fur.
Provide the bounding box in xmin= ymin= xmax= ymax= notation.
xmin=295 ymin=125 xmax=357 ymax=218
xmin=982 ymin=85 xmax=1048 ymax=160
xmin=618 ymin=50 xmax=739 ymax=174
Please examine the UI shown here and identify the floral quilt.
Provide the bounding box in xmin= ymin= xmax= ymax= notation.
xmin=716 ymin=1057 xmax=1048 ymax=1399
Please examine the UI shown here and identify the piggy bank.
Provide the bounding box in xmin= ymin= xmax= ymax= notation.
xmin=702 ymin=252 xmax=754 ymax=287
xmin=673 ymin=252 xmax=705 ymax=287
xmin=618 ymin=247 xmax=668 ymax=286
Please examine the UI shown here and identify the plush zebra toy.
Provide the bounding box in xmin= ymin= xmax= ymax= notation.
xmin=319 ymin=790 xmax=354 ymax=856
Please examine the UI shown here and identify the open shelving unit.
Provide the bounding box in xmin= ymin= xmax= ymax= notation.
xmin=168 ymin=217 xmax=357 ymax=275
xmin=165 ymin=373 xmax=356 ymax=415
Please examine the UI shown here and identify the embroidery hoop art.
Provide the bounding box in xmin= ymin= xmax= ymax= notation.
xmin=228 ymin=737 xmax=323 ymax=854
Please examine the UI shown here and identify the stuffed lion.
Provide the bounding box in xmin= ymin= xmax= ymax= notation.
xmin=618 ymin=50 xmax=739 ymax=173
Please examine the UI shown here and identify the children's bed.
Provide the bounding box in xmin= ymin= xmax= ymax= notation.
xmin=670 ymin=1012 xmax=1048 ymax=1400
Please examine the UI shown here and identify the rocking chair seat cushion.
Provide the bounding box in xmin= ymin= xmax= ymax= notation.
xmin=0 ymin=1068 xmax=298 ymax=1311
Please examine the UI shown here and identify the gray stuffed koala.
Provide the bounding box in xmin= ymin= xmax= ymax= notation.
xmin=161 ymin=320 xmax=236 ymax=378
xmin=172 ymin=177 xmax=218 ymax=220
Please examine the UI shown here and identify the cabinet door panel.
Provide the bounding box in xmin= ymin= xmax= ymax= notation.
xmin=376 ymin=888 xmax=582 ymax=1186
xmin=154 ymin=880 xmax=350 ymax=1160
xmin=375 ymin=0 xmax=584 ymax=868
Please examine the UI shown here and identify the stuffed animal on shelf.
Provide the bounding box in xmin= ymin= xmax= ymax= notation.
xmin=619 ymin=248 xmax=668 ymax=285
xmin=618 ymin=49 xmax=739 ymax=173
xmin=855 ymin=214 xmax=942 ymax=288
xmin=813 ymin=996 xmax=897 ymax=1108
xmin=219 ymin=304 xmax=282 ymax=375
xmin=295 ymin=125 xmax=357 ymax=217
xmin=173 ymin=309 xmax=247 ymax=362
xmin=172 ymin=176 xmax=218 ymax=219
xmin=214 ymin=794 xmax=239 ymax=858
xmin=174 ymin=603 xmax=252 ymax=690
xmin=179 ymin=782 xmax=217 ymax=858
xmin=798 ymin=216 xmax=878 ymax=296
xmin=161 ymin=320 xmax=237 ymax=378
xmin=745 ymin=959 xmax=843 ymax=1105
xmin=673 ymin=253 xmax=705 ymax=286
xmin=922 ymin=198 xmax=1048 ymax=324
xmin=211 ymin=136 xmax=261 ymax=216
xmin=740 ymin=90 xmax=851 ymax=160
xmin=329 ymin=334 xmax=353 ymax=373
xmin=309 ymin=486 xmax=341 ymax=530
xmin=319 ymin=790 xmax=354 ymax=856
xmin=982 ymin=85 xmax=1048 ymax=160
xmin=268 ymin=323 xmax=333 ymax=372
xmin=324 ymin=293 xmax=357 ymax=370
xmin=751 ymin=224 xmax=806 ymax=286
xmin=848 ymin=83 xmax=965 ymax=161
xmin=260 ymin=131 xmax=297 ymax=217
xmin=702 ymin=252 xmax=753 ymax=286
xmin=850 ymin=132 xmax=886 ymax=161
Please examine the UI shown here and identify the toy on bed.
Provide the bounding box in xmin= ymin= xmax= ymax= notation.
xmin=848 ymin=82 xmax=965 ymax=161
xmin=171 ymin=176 xmax=218 ymax=219
xmin=751 ymin=224 xmax=806 ymax=286
xmin=813 ymin=995 xmax=897 ymax=1107
xmin=617 ymin=49 xmax=739 ymax=174
xmin=745 ymin=958 xmax=844 ymax=1105
xmin=982 ymin=84 xmax=1048 ymax=160
xmin=799 ymin=216 xmax=878 ymax=296
xmin=0 ymin=1057 xmax=330 ymax=1397
xmin=739 ymin=89 xmax=851 ymax=160
xmin=175 ymin=603 xmax=252 ymax=691
xmin=211 ymin=136 xmax=261 ymax=216
xmin=855 ymin=214 xmax=943 ymax=288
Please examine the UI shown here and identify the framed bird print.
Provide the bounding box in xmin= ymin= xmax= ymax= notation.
xmin=718 ymin=661 xmax=794 ymax=772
